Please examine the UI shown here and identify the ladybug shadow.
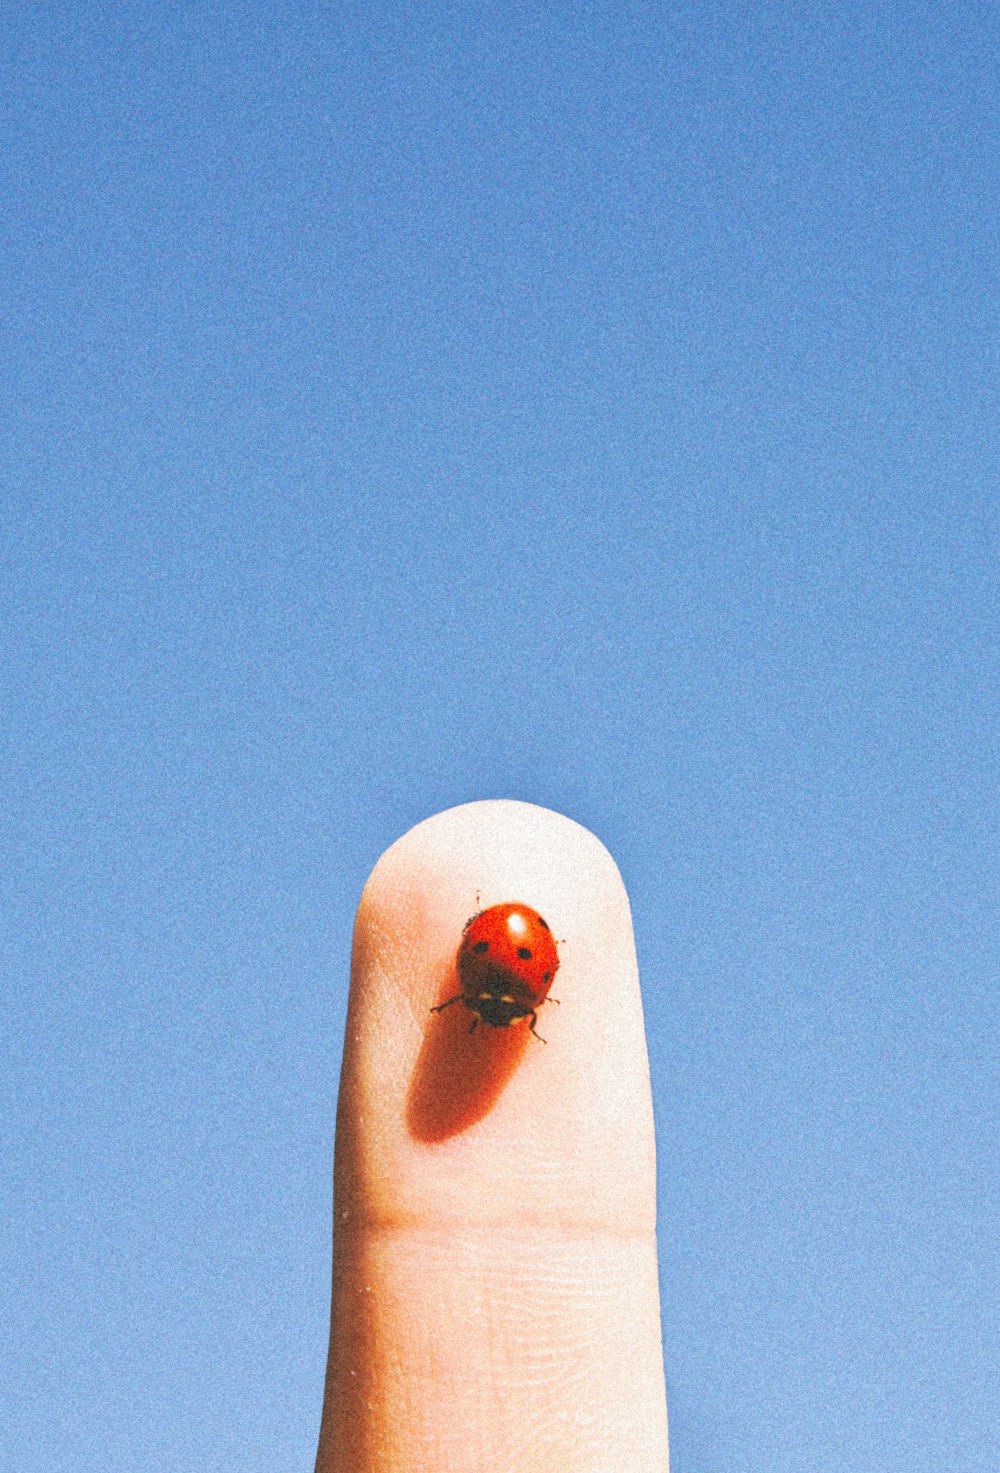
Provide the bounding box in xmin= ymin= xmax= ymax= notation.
xmin=406 ymin=974 xmax=533 ymax=1142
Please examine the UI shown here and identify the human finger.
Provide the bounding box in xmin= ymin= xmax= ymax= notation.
xmin=315 ymin=799 xmax=669 ymax=1472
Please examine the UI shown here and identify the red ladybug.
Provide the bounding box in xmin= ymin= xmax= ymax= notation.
xmin=431 ymin=902 xmax=560 ymax=1041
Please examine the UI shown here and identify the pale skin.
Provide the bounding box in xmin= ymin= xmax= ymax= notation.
xmin=315 ymin=800 xmax=670 ymax=1472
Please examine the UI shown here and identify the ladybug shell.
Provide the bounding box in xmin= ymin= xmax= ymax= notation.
xmin=457 ymin=903 xmax=559 ymax=1017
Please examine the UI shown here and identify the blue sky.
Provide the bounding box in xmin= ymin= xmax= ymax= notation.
xmin=2 ymin=3 xmax=996 ymax=1469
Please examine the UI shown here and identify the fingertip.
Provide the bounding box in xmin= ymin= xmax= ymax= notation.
xmin=339 ymin=800 xmax=653 ymax=1232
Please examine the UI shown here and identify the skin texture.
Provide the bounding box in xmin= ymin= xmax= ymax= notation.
xmin=315 ymin=800 xmax=669 ymax=1473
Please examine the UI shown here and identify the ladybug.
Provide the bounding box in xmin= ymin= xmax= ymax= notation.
xmin=431 ymin=902 xmax=560 ymax=1041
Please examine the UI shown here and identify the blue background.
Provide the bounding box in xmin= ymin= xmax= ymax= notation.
xmin=2 ymin=3 xmax=996 ymax=1469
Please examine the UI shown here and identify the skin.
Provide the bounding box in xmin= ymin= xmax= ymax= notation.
xmin=315 ymin=799 xmax=669 ymax=1472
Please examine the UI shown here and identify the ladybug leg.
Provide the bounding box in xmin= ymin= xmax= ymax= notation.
xmin=430 ymin=993 xmax=463 ymax=1014
xmin=468 ymin=1017 xmax=479 ymax=1035
xmin=527 ymin=1011 xmax=547 ymax=1044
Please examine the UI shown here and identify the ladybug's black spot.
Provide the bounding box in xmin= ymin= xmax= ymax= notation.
xmin=538 ymin=916 xmax=550 ymax=930
xmin=517 ymin=946 xmax=532 ymax=960
xmin=473 ymin=940 xmax=489 ymax=953
xmin=542 ymin=971 xmax=551 ymax=982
